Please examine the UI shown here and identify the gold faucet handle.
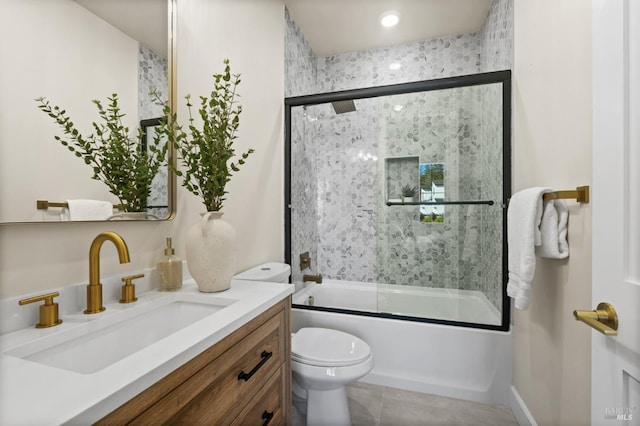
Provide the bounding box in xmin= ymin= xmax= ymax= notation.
xmin=18 ymin=291 xmax=63 ymax=328
xmin=120 ymin=274 xmax=144 ymax=304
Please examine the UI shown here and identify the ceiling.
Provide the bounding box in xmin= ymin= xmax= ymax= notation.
xmin=74 ymin=0 xmax=167 ymax=58
xmin=283 ymin=0 xmax=493 ymax=57
xmin=72 ymin=0 xmax=492 ymax=60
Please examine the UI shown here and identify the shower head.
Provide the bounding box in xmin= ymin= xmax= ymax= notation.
xmin=331 ymin=99 xmax=356 ymax=114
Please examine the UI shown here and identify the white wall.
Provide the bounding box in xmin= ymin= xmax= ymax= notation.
xmin=171 ymin=0 xmax=286 ymax=275
xmin=0 ymin=0 xmax=285 ymax=298
xmin=513 ymin=0 xmax=592 ymax=424
xmin=0 ymin=0 xmax=139 ymax=222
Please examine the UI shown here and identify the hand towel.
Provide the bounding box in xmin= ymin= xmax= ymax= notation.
xmin=507 ymin=187 xmax=551 ymax=310
xmin=66 ymin=199 xmax=113 ymax=221
xmin=538 ymin=199 xmax=569 ymax=259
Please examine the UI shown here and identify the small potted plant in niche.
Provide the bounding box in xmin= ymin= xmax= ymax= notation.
xmin=157 ymin=59 xmax=254 ymax=292
xmin=35 ymin=94 xmax=168 ymax=218
xmin=401 ymin=184 xmax=418 ymax=203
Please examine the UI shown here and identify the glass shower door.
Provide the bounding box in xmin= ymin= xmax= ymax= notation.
xmin=375 ymin=83 xmax=506 ymax=326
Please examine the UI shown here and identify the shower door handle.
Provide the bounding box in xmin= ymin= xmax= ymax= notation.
xmin=573 ymin=302 xmax=618 ymax=336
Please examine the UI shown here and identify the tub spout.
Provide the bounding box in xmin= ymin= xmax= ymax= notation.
xmin=303 ymin=274 xmax=323 ymax=284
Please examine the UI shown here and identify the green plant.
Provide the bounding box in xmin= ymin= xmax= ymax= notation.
xmin=401 ymin=184 xmax=418 ymax=198
xmin=36 ymin=94 xmax=168 ymax=212
xmin=158 ymin=59 xmax=254 ymax=212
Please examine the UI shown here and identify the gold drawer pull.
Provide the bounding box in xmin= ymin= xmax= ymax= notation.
xmin=237 ymin=350 xmax=272 ymax=382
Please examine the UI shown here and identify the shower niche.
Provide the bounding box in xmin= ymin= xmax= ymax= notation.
xmin=384 ymin=156 xmax=419 ymax=203
xmin=285 ymin=71 xmax=511 ymax=331
xmin=384 ymin=157 xmax=447 ymax=222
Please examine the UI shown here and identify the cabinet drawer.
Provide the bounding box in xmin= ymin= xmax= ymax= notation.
xmin=136 ymin=311 xmax=285 ymax=425
xmin=97 ymin=298 xmax=291 ymax=426
xmin=232 ymin=365 xmax=285 ymax=426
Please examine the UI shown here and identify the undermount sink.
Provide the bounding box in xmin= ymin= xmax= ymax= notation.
xmin=5 ymin=294 xmax=237 ymax=374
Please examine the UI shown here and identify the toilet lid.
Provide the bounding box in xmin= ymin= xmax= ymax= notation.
xmin=291 ymin=328 xmax=371 ymax=367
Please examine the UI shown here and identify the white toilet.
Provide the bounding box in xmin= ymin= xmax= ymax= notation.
xmin=234 ymin=263 xmax=374 ymax=426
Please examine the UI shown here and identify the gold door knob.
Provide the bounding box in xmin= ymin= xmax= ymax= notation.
xmin=19 ymin=292 xmax=63 ymax=328
xmin=573 ymin=302 xmax=618 ymax=336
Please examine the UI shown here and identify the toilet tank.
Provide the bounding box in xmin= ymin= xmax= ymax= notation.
xmin=234 ymin=262 xmax=291 ymax=283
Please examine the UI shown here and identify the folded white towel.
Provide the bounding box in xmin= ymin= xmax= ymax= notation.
xmin=66 ymin=199 xmax=113 ymax=221
xmin=507 ymin=187 xmax=551 ymax=310
xmin=538 ymin=199 xmax=569 ymax=259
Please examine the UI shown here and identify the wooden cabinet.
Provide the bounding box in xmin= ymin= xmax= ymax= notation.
xmin=97 ymin=298 xmax=291 ymax=425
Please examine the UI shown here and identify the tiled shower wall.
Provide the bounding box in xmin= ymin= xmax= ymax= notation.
xmin=286 ymin=9 xmax=319 ymax=284
xmin=286 ymin=0 xmax=512 ymax=310
xmin=138 ymin=44 xmax=169 ymax=217
xmin=138 ymin=44 xmax=167 ymax=121
xmin=376 ymin=87 xmax=492 ymax=292
xmin=479 ymin=0 xmax=513 ymax=308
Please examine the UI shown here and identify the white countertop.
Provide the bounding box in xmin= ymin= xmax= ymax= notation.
xmin=0 ymin=279 xmax=293 ymax=425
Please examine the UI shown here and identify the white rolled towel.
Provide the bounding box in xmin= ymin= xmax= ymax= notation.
xmin=66 ymin=199 xmax=113 ymax=221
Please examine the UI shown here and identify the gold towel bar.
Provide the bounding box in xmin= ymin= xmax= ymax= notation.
xmin=36 ymin=200 xmax=124 ymax=210
xmin=542 ymin=186 xmax=590 ymax=203
xmin=36 ymin=200 xmax=68 ymax=210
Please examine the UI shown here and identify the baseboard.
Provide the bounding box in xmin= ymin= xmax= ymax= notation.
xmin=509 ymin=386 xmax=538 ymax=426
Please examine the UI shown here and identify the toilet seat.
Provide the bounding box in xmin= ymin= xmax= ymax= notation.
xmin=292 ymin=327 xmax=371 ymax=367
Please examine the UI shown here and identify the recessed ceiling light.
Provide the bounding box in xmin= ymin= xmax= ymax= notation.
xmin=380 ymin=11 xmax=400 ymax=28
xmin=389 ymin=62 xmax=402 ymax=70
xmin=394 ymin=105 xmax=404 ymax=112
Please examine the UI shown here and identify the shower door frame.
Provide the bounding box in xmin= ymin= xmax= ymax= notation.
xmin=284 ymin=70 xmax=512 ymax=332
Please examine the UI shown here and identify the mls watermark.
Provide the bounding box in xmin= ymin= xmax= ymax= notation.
xmin=604 ymin=407 xmax=636 ymax=421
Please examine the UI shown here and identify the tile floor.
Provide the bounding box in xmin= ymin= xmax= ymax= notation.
xmin=293 ymin=381 xmax=519 ymax=426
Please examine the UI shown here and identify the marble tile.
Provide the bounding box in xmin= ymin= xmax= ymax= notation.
xmin=138 ymin=44 xmax=169 ymax=217
xmin=481 ymin=0 xmax=514 ymax=73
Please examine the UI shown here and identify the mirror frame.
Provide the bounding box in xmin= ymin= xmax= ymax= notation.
xmin=165 ymin=0 xmax=178 ymax=221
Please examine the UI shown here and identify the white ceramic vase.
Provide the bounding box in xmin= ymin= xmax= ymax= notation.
xmin=185 ymin=211 xmax=236 ymax=292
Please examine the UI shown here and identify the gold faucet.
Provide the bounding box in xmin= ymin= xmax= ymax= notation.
xmin=303 ymin=274 xmax=323 ymax=284
xmin=85 ymin=231 xmax=130 ymax=314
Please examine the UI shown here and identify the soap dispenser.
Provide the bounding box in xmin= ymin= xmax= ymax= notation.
xmin=158 ymin=237 xmax=182 ymax=291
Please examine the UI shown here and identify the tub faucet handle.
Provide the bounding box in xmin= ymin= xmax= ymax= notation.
xmin=300 ymin=252 xmax=311 ymax=270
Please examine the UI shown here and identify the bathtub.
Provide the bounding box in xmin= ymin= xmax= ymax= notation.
xmin=292 ymin=279 xmax=502 ymax=325
xmin=291 ymin=279 xmax=512 ymax=405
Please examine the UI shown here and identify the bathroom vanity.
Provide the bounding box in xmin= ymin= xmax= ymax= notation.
xmin=97 ymin=298 xmax=291 ymax=425
xmin=0 ymin=278 xmax=293 ymax=425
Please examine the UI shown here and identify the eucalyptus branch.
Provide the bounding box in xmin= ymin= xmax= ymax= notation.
xmin=155 ymin=59 xmax=254 ymax=212
xmin=36 ymin=94 xmax=168 ymax=212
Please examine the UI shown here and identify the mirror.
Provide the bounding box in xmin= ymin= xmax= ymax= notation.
xmin=0 ymin=0 xmax=176 ymax=223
